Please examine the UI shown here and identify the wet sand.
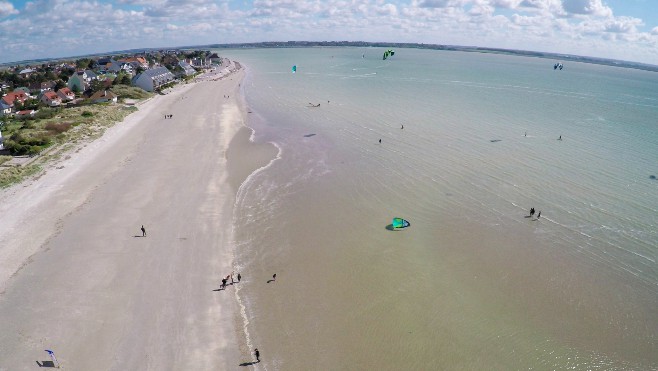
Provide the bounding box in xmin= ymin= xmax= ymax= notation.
xmin=0 ymin=67 xmax=274 ymax=369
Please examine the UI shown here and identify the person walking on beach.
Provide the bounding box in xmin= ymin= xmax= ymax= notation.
xmin=254 ymin=348 xmax=260 ymax=363
xmin=237 ymin=273 xmax=241 ymax=282
xmin=379 ymin=139 xmax=381 ymax=144
xmin=401 ymin=124 xmax=404 ymax=129
xmin=529 ymin=208 xmax=535 ymax=217
xmin=221 ymin=278 xmax=227 ymax=289
xmin=230 ymin=273 xmax=234 ymax=284
xmin=537 ymin=211 xmax=541 ymax=219
xmin=272 ymin=273 xmax=276 ymax=282
xmin=141 ymin=225 xmax=146 ymax=237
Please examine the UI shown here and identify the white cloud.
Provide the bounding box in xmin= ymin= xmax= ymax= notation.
xmin=562 ymin=0 xmax=612 ymax=17
xmin=0 ymin=0 xmax=656 ymax=65
xmin=0 ymin=1 xmax=18 ymax=17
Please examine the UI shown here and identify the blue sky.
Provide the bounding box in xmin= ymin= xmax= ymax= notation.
xmin=0 ymin=0 xmax=657 ymax=65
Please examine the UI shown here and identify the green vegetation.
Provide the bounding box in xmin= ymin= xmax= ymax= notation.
xmin=0 ymin=102 xmax=138 ymax=187
xmin=111 ymin=85 xmax=151 ymax=100
xmin=0 ymin=164 xmax=42 ymax=189
xmin=0 ymin=155 xmax=11 ymax=166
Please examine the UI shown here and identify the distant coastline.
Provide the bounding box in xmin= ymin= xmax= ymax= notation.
xmin=3 ymin=41 xmax=657 ymax=73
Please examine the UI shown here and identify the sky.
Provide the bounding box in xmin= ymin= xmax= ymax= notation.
xmin=0 ymin=0 xmax=657 ymax=65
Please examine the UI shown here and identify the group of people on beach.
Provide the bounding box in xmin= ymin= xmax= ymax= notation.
xmin=219 ymin=271 xmax=277 ymax=365
xmin=164 ymin=114 xmax=173 ymax=119
xmin=220 ymin=272 xmax=241 ymax=289
xmin=529 ymin=208 xmax=541 ymax=219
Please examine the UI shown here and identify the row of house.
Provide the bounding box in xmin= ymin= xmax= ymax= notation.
xmin=1 ymin=51 xmax=221 ymax=116
xmin=1 ymin=87 xmax=76 ymax=116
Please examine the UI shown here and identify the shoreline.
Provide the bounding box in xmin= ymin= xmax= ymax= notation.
xmin=0 ymin=61 xmax=277 ymax=369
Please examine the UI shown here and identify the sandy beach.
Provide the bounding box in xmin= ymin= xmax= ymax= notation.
xmin=0 ymin=63 xmax=275 ymax=369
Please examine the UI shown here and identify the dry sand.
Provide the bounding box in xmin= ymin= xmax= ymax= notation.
xmin=0 ymin=66 xmax=273 ymax=369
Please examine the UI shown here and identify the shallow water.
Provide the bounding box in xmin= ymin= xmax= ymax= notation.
xmin=223 ymin=47 xmax=658 ymax=370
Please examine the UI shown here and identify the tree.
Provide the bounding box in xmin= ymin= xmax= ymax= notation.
xmin=120 ymin=74 xmax=131 ymax=85
xmin=76 ymin=58 xmax=91 ymax=70
xmin=54 ymin=80 xmax=66 ymax=91
xmin=90 ymin=79 xmax=105 ymax=92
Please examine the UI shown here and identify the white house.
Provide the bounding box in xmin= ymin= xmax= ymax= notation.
xmin=0 ymin=100 xmax=11 ymax=116
xmin=56 ymin=87 xmax=75 ymax=101
xmin=40 ymin=91 xmax=62 ymax=107
xmin=131 ymin=67 xmax=175 ymax=92
xmin=178 ymin=60 xmax=196 ymax=77
xmin=1 ymin=91 xmax=30 ymax=115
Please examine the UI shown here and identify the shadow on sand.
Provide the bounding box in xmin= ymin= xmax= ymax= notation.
xmin=36 ymin=360 xmax=56 ymax=368
xmin=267 ymin=279 xmax=275 ymax=283
xmin=304 ymin=133 xmax=316 ymax=138
xmin=386 ymin=224 xmax=407 ymax=231
xmin=133 ymin=235 xmax=145 ymax=238
xmin=240 ymin=361 xmax=259 ymax=366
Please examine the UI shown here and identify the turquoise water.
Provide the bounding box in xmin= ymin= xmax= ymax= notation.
xmin=224 ymin=47 xmax=658 ymax=369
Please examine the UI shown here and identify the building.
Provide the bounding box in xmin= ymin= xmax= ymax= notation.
xmin=1 ymin=91 xmax=30 ymax=115
xmin=178 ymin=60 xmax=196 ymax=77
xmin=56 ymin=87 xmax=75 ymax=101
xmin=209 ymin=53 xmax=221 ymax=64
xmin=89 ymin=90 xmax=117 ymax=103
xmin=29 ymin=81 xmax=56 ymax=95
xmin=131 ymin=67 xmax=175 ymax=92
xmin=0 ymin=129 xmax=4 ymax=150
xmin=18 ymin=68 xmax=35 ymax=78
xmin=119 ymin=57 xmax=149 ymax=69
xmin=67 ymin=72 xmax=90 ymax=92
xmin=40 ymin=91 xmax=62 ymax=107
xmin=15 ymin=109 xmax=37 ymax=119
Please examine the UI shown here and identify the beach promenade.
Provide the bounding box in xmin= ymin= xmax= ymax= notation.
xmin=0 ymin=66 xmax=266 ymax=369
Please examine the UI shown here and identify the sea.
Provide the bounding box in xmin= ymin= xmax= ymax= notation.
xmin=220 ymin=47 xmax=658 ymax=370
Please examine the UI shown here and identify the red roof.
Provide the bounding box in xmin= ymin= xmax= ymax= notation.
xmin=43 ymin=91 xmax=59 ymax=99
xmin=58 ymin=87 xmax=73 ymax=95
xmin=2 ymin=91 xmax=29 ymax=105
